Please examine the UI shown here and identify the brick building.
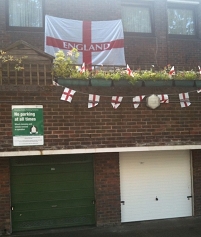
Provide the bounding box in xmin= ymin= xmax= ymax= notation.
xmin=1 ymin=0 xmax=201 ymax=234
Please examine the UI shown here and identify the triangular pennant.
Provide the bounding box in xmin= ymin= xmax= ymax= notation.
xmin=169 ymin=66 xmax=175 ymax=78
xmin=133 ymin=95 xmax=145 ymax=108
xmin=80 ymin=62 xmax=86 ymax=73
xmin=158 ymin=94 xmax=169 ymax=103
xmin=60 ymin=88 xmax=76 ymax=103
xmin=126 ymin=64 xmax=134 ymax=77
xmin=88 ymin=94 xmax=100 ymax=108
xmin=111 ymin=96 xmax=123 ymax=109
xmin=179 ymin=92 xmax=191 ymax=108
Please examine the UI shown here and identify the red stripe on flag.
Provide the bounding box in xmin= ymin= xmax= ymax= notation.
xmin=63 ymin=89 xmax=72 ymax=101
xmin=183 ymin=93 xmax=187 ymax=107
xmin=83 ymin=21 xmax=92 ymax=66
xmin=93 ymin=94 xmax=96 ymax=107
xmin=46 ymin=37 xmax=124 ymax=52
xmin=112 ymin=96 xmax=120 ymax=104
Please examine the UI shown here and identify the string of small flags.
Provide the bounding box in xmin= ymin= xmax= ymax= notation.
xmin=57 ymin=84 xmax=201 ymax=109
xmin=55 ymin=65 xmax=201 ymax=109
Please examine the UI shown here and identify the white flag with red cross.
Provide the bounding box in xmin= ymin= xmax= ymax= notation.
xmin=133 ymin=95 xmax=145 ymax=108
xmin=169 ymin=66 xmax=175 ymax=78
xmin=60 ymin=88 xmax=76 ymax=103
xmin=179 ymin=92 xmax=191 ymax=108
xmin=158 ymin=94 xmax=169 ymax=103
xmin=80 ymin=62 xmax=86 ymax=73
xmin=45 ymin=15 xmax=126 ymax=66
xmin=111 ymin=96 xmax=123 ymax=109
xmin=88 ymin=94 xmax=100 ymax=108
xmin=126 ymin=64 xmax=134 ymax=77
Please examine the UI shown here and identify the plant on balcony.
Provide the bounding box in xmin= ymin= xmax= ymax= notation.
xmin=52 ymin=49 xmax=80 ymax=78
xmin=133 ymin=68 xmax=170 ymax=81
xmin=174 ymin=70 xmax=198 ymax=80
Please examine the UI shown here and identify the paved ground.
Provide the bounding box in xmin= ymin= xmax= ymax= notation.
xmin=12 ymin=216 xmax=201 ymax=237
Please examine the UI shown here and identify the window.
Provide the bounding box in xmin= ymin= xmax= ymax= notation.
xmin=8 ymin=0 xmax=43 ymax=29
xmin=167 ymin=5 xmax=196 ymax=36
xmin=121 ymin=3 xmax=153 ymax=35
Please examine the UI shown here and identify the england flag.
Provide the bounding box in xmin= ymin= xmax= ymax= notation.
xmin=45 ymin=15 xmax=126 ymax=66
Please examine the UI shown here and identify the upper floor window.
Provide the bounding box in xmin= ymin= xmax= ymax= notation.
xmin=167 ymin=5 xmax=196 ymax=36
xmin=8 ymin=0 xmax=43 ymax=29
xmin=121 ymin=3 xmax=153 ymax=35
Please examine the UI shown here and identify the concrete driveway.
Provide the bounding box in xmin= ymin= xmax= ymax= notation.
xmin=12 ymin=216 xmax=201 ymax=237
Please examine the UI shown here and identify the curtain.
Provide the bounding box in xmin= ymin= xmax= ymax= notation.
xmin=168 ymin=8 xmax=195 ymax=35
xmin=9 ymin=0 xmax=43 ymax=27
xmin=121 ymin=6 xmax=152 ymax=33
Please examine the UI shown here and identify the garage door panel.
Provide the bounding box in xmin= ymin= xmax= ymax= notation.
xmin=12 ymin=206 xmax=95 ymax=221
xmin=12 ymin=179 xmax=94 ymax=192
xmin=120 ymin=150 xmax=192 ymax=222
xmin=11 ymin=162 xmax=93 ymax=175
xmin=13 ymin=197 xmax=94 ymax=211
xmin=13 ymin=214 xmax=95 ymax=232
xmin=12 ymin=188 xmax=95 ymax=203
xmin=11 ymin=155 xmax=95 ymax=231
xmin=11 ymin=171 xmax=93 ymax=184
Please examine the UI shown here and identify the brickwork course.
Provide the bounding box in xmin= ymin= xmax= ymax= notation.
xmin=1 ymin=0 xmax=201 ymax=234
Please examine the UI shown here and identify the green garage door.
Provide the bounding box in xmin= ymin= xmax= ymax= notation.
xmin=10 ymin=155 xmax=95 ymax=232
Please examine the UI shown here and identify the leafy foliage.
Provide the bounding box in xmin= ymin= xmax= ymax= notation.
xmin=0 ymin=50 xmax=26 ymax=71
xmin=52 ymin=49 xmax=79 ymax=78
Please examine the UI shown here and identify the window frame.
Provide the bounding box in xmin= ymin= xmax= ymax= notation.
xmin=121 ymin=1 xmax=155 ymax=37
xmin=6 ymin=0 xmax=45 ymax=32
xmin=167 ymin=3 xmax=198 ymax=39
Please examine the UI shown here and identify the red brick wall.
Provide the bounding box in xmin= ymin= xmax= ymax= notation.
xmin=1 ymin=85 xmax=201 ymax=152
xmin=94 ymin=153 xmax=121 ymax=226
xmin=0 ymin=158 xmax=10 ymax=233
xmin=192 ymin=150 xmax=201 ymax=216
xmin=1 ymin=0 xmax=201 ymax=69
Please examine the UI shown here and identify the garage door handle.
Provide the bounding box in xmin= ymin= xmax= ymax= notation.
xmin=121 ymin=201 xmax=125 ymax=205
xmin=187 ymin=196 xmax=192 ymax=200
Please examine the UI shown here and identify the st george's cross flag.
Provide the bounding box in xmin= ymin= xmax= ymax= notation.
xmin=80 ymin=62 xmax=86 ymax=74
xmin=179 ymin=92 xmax=191 ymax=108
xmin=111 ymin=96 xmax=123 ymax=109
xmin=88 ymin=94 xmax=100 ymax=108
xmin=126 ymin=64 xmax=134 ymax=77
xmin=158 ymin=94 xmax=169 ymax=103
xmin=45 ymin=15 xmax=126 ymax=66
xmin=60 ymin=88 xmax=76 ymax=103
xmin=169 ymin=66 xmax=175 ymax=78
xmin=133 ymin=95 xmax=145 ymax=109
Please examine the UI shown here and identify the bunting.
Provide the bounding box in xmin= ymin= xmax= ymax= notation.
xmin=158 ymin=94 xmax=169 ymax=103
xmin=55 ymin=82 xmax=199 ymax=109
xmin=60 ymin=88 xmax=76 ymax=103
xmin=179 ymin=92 xmax=191 ymax=108
xmin=133 ymin=95 xmax=145 ymax=109
xmin=111 ymin=96 xmax=123 ymax=109
xmin=88 ymin=94 xmax=100 ymax=108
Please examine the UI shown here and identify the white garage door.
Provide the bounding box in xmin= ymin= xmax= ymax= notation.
xmin=120 ymin=150 xmax=193 ymax=222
